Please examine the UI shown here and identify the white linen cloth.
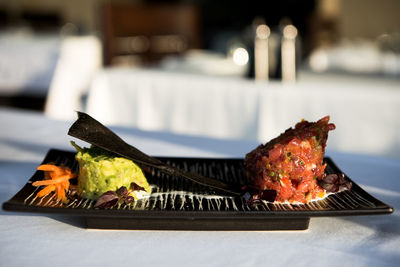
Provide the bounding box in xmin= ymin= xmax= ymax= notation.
xmin=86 ymin=68 xmax=400 ymax=159
xmin=44 ymin=36 xmax=102 ymax=120
xmin=0 ymin=108 xmax=399 ymax=267
xmin=87 ymin=69 xmax=261 ymax=140
xmin=0 ymin=32 xmax=103 ymax=123
xmin=0 ymin=32 xmax=60 ymax=96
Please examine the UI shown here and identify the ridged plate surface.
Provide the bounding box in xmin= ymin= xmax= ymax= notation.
xmin=2 ymin=149 xmax=393 ymax=230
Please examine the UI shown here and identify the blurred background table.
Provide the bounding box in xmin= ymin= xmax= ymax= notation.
xmin=86 ymin=68 xmax=400 ymax=159
xmin=0 ymin=31 xmax=59 ymax=96
xmin=1 ymin=0 xmax=399 ymax=162
xmin=1 ymin=108 xmax=399 ymax=267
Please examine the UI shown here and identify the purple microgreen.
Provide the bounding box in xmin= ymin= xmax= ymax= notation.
xmin=124 ymin=195 xmax=135 ymax=205
xmin=94 ymin=191 xmax=118 ymax=209
xmin=130 ymin=182 xmax=145 ymax=192
xmin=242 ymin=186 xmax=277 ymax=204
xmin=116 ymin=186 xmax=129 ymax=197
xmin=260 ymin=189 xmax=277 ymax=202
xmin=319 ymin=173 xmax=352 ymax=193
xmin=95 ymin=183 xmax=147 ymax=209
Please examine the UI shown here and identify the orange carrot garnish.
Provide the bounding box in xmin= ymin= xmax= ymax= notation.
xmin=33 ymin=164 xmax=76 ymax=203
xmin=36 ymin=184 xmax=56 ymax=197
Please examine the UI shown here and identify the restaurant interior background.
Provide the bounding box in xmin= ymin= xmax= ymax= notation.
xmin=0 ymin=0 xmax=399 ymax=159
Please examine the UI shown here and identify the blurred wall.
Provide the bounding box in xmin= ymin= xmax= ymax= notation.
xmin=0 ymin=0 xmax=398 ymax=45
xmin=338 ymin=0 xmax=400 ymax=39
xmin=0 ymin=0 xmax=140 ymax=33
xmin=20 ymin=0 xmax=99 ymax=32
xmin=1 ymin=0 xmax=398 ymax=36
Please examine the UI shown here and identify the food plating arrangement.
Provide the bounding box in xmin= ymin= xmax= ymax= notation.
xmin=2 ymin=112 xmax=393 ymax=230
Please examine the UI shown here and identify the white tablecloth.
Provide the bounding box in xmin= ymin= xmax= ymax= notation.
xmin=1 ymin=108 xmax=399 ymax=266
xmin=44 ymin=36 xmax=102 ymax=120
xmin=0 ymin=31 xmax=102 ymax=122
xmin=0 ymin=32 xmax=60 ymax=96
xmin=86 ymin=68 xmax=400 ymax=159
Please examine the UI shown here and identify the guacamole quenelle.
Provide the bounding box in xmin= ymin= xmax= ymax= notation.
xmin=71 ymin=142 xmax=151 ymax=200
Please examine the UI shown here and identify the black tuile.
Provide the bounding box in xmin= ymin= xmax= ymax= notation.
xmin=68 ymin=112 xmax=242 ymax=196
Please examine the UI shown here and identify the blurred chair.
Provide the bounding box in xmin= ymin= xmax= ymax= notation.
xmin=101 ymin=2 xmax=201 ymax=66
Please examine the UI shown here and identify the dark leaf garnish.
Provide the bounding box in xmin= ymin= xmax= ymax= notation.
xmin=94 ymin=191 xmax=118 ymax=209
xmin=319 ymin=173 xmax=352 ymax=193
xmin=95 ymin=184 xmax=148 ymax=209
xmin=116 ymin=186 xmax=129 ymax=197
xmin=260 ymin=189 xmax=278 ymax=202
xmin=242 ymin=186 xmax=277 ymax=204
xmin=124 ymin=196 xmax=135 ymax=204
xmin=130 ymin=182 xmax=145 ymax=192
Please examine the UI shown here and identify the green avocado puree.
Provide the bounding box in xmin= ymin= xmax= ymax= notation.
xmin=71 ymin=142 xmax=151 ymax=200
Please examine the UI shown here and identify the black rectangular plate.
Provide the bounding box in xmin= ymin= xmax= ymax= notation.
xmin=2 ymin=149 xmax=393 ymax=230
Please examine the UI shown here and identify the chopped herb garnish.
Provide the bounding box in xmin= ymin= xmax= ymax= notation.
xmin=273 ymin=172 xmax=281 ymax=181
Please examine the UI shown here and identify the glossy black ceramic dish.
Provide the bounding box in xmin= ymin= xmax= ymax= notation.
xmin=2 ymin=149 xmax=393 ymax=231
